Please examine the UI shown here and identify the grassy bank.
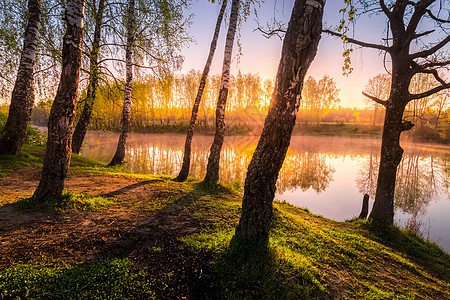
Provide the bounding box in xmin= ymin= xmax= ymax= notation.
xmin=0 ymin=146 xmax=449 ymax=299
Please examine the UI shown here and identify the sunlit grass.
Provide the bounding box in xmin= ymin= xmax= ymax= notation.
xmin=179 ymin=195 xmax=450 ymax=299
xmin=0 ymin=145 xmax=43 ymax=177
xmin=1 ymin=144 xmax=450 ymax=298
xmin=15 ymin=191 xmax=117 ymax=212
xmin=0 ymin=259 xmax=154 ymax=299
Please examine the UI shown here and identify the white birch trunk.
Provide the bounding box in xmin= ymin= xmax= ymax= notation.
xmin=0 ymin=0 xmax=41 ymax=155
xmin=203 ymin=0 xmax=240 ymax=183
xmin=175 ymin=0 xmax=228 ymax=182
xmin=109 ymin=0 xmax=135 ymax=166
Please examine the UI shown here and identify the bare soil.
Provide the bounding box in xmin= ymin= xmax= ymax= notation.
xmin=0 ymin=167 xmax=216 ymax=299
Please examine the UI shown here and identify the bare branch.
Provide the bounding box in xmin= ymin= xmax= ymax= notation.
xmin=426 ymin=9 xmax=450 ymax=23
xmin=379 ymin=0 xmax=391 ymax=17
xmin=362 ymin=91 xmax=388 ymax=107
xmin=253 ymin=27 xmax=285 ymax=40
xmin=323 ymin=29 xmax=390 ymax=52
xmin=411 ymin=35 xmax=450 ymax=59
xmin=33 ymin=63 xmax=58 ymax=75
xmin=408 ymin=83 xmax=450 ymax=100
xmin=406 ymin=0 xmax=435 ymax=35
xmin=253 ymin=18 xmax=287 ymax=40
xmin=419 ymin=59 xmax=450 ymax=69
xmin=419 ymin=68 xmax=448 ymax=86
xmin=98 ymin=57 xmax=125 ymax=65
xmin=412 ymin=29 xmax=435 ymax=40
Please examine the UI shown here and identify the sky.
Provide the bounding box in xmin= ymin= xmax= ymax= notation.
xmin=180 ymin=0 xmax=392 ymax=108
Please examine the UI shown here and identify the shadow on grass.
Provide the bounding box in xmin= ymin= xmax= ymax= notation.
xmin=210 ymin=236 xmax=329 ymax=300
xmin=86 ymin=181 xmax=230 ymax=299
xmin=14 ymin=192 xmax=116 ymax=212
xmin=367 ymin=222 xmax=450 ymax=282
xmin=172 ymin=180 xmax=236 ymax=206
xmin=101 ymin=180 xmax=154 ymax=197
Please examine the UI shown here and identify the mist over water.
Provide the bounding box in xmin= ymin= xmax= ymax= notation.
xmin=81 ymin=132 xmax=450 ymax=252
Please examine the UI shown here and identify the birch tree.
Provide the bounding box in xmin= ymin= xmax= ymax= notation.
xmin=32 ymin=0 xmax=86 ymax=201
xmin=234 ymin=0 xmax=325 ymax=243
xmin=108 ymin=0 xmax=135 ymax=166
xmin=72 ymin=0 xmax=189 ymax=155
xmin=0 ymin=0 xmax=41 ymax=155
xmin=203 ymin=0 xmax=240 ymax=183
xmin=175 ymin=0 xmax=228 ymax=182
xmin=72 ymin=0 xmax=106 ymax=154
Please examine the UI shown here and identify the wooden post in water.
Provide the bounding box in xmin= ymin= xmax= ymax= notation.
xmin=358 ymin=194 xmax=370 ymax=219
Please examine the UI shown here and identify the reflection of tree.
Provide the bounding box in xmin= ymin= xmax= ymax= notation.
xmin=356 ymin=151 xmax=449 ymax=218
xmin=82 ymin=133 xmax=449 ymax=215
xmin=105 ymin=138 xmax=336 ymax=194
xmin=276 ymin=151 xmax=335 ymax=194
xmin=356 ymin=150 xmax=379 ymax=199
xmin=395 ymin=154 xmax=449 ymax=217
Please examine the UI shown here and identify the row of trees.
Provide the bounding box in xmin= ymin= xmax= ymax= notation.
xmin=30 ymin=72 xmax=343 ymax=129
xmin=29 ymin=70 xmax=449 ymax=137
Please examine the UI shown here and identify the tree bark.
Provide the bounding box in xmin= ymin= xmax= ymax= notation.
xmin=358 ymin=194 xmax=370 ymax=219
xmin=234 ymin=0 xmax=324 ymax=243
xmin=369 ymin=76 xmax=410 ymax=224
xmin=369 ymin=2 xmax=422 ymax=225
xmin=323 ymin=0 xmax=449 ymax=226
xmin=33 ymin=0 xmax=85 ymax=201
xmin=72 ymin=0 xmax=106 ymax=154
xmin=108 ymin=0 xmax=134 ymax=166
xmin=174 ymin=0 xmax=228 ymax=182
xmin=203 ymin=0 xmax=239 ymax=184
xmin=0 ymin=0 xmax=41 ymax=155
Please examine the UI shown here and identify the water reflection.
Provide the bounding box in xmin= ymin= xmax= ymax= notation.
xmin=356 ymin=151 xmax=450 ymax=218
xmin=277 ymin=151 xmax=334 ymax=193
xmin=81 ymin=132 xmax=450 ymax=252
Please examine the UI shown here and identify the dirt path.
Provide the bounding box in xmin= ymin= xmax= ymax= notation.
xmin=0 ymin=167 xmax=215 ymax=299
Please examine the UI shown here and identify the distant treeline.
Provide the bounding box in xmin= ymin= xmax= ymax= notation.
xmin=28 ymin=71 xmax=450 ymax=142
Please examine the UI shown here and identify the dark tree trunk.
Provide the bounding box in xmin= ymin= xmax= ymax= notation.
xmin=203 ymin=0 xmax=239 ymax=184
xmin=33 ymin=0 xmax=85 ymax=201
xmin=0 ymin=0 xmax=41 ymax=155
xmin=234 ymin=0 xmax=324 ymax=243
xmin=109 ymin=0 xmax=134 ymax=166
xmin=358 ymin=194 xmax=370 ymax=219
xmin=368 ymin=3 xmax=418 ymax=225
xmin=72 ymin=0 xmax=106 ymax=154
xmin=369 ymin=75 xmax=411 ymax=224
xmin=323 ymin=1 xmax=450 ymax=226
xmin=174 ymin=0 xmax=228 ymax=182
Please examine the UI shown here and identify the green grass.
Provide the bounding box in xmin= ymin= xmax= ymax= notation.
xmin=15 ymin=191 xmax=117 ymax=212
xmin=1 ymin=145 xmax=449 ymax=299
xmin=0 ymin=145 xmax=44 ymax=177
xmin=180 ymin=197 xmax=450 ymax=299
xmin=0 ymin=259 xmax=154 ymax=300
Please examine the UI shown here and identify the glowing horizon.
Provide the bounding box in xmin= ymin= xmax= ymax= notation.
xmin=181 ymin=1 xmax=393 ymax=109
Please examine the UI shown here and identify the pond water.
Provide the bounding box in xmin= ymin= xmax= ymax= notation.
xmin=80 ymin=132 xmax=450 ymax=252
